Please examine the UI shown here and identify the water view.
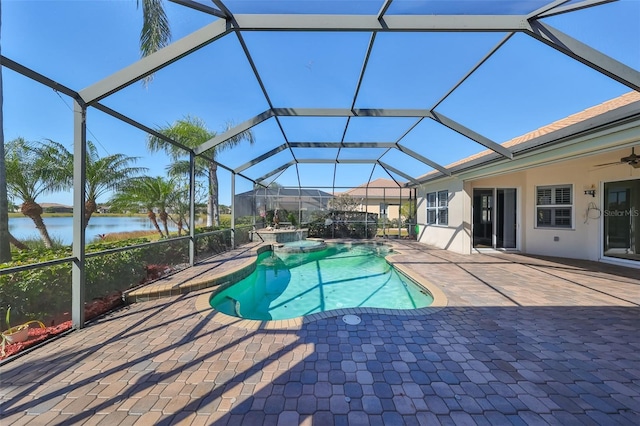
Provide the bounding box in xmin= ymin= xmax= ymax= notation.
xmin=9 ymin=216 xmax=177 ymax=245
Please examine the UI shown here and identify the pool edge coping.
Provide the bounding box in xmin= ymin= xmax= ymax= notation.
xmin=194 ymin=240 xmax=449 ymax=331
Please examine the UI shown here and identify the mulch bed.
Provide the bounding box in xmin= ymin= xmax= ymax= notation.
xmin=1 ymin=292 xmax=124 ymax=361
xmin=2 ymin=264 xmax=175 ymax=361
xmin=1 ymin=321 xmax=73 ymax=360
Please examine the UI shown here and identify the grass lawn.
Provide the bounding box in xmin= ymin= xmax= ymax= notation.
xmin=376 ymin=228 xmax=410 ymax=237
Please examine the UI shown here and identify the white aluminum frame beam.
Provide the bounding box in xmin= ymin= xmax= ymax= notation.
xmin=290 ymin=142 xmax=397 ymax=148
xmin=335 ymin=31 xmax=378 ymax=187
xmin=430 ymin=33 xmax=514 ymax=111
xmin=234 ymin=144 xmax=289 ymax=173
xmin=19 ymin=3 xmax=633 ymax=203
xmin=537 ymin=0 xmax=616 ymax=18
xmin=430 ymin=111 xmax=513 ymax=159
xmin=255 ymin=161 xmax=295 ymax=183
xmin=526 ymin=0 xmax=572 ymax=19
xmin=298 ymin=159 xmax=377 ymax=164
xmin=195 ymin=109 xmax=275 ymax=154
xmin=72 ymin=100 xmax=87 ymax=329
xmin=80 ymin=19 xmax=232 ymax=104
xmin=396 ymin=145 xmax=452 ymax=176
xmin=233 ymin=14 xmax=528 ymax=32
xmin=92 ymin=103 xmax=194 ymax=154
xmin=378 ymin=161 xmax=420 ymax=185
xmin=524 ymin=20 xmax=640 ymax=92
xmin=377 ymin=0 xmax=394 ymax=20
xmin=272 ymin=108 xmax=433 ymax=118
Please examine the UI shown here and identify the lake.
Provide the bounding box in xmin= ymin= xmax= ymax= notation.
xmin=9 ymin=216 xmax=177 ymax=245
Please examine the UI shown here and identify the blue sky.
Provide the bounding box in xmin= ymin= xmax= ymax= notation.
xmin=2 ymin=0 xmax=639 ymax=206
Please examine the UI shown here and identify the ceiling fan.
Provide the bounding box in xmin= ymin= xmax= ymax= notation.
xmin=595 ymin=147 xmax=640 ymax=168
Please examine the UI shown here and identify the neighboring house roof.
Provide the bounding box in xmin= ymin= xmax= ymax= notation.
xmin=235 ymin=187 xmax=334 ymax=212
xmin=241 ymin=187 xmax=334 ymax=198
xmin=418 ymin=91 xmax=640 ymax=182
xmin=338 ymin=178 xmax=411 ymax=199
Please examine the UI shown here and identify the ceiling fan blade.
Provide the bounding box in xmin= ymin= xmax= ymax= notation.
xmin=594 ymin=161 xmax=623 ymax=167
xmin=632 ymin=162 xmax=640 ymax=169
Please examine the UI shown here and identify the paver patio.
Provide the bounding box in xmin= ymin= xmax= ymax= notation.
xmin=1 ymin=241 xmax=639 ymax=425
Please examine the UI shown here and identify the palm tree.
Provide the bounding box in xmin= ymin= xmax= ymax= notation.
xmin=5 ymin=138 xmax=71 ymax=248
xmin=153 ymin=177 xmax=176 ymax=237
xmin=83 ymin=141 xmax=147 ymax=227
xmin=147 ymin=116 xmax=254 ymax=227
xmin=110 ymin=176 xmax=175 ymax=238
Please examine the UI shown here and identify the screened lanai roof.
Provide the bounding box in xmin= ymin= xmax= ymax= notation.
xmin=3 ymin=0 xmax=639 ymax=191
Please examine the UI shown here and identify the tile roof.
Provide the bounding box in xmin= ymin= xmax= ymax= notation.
xmin=339 ymin=178 xmax=411 ymax=198
xmin=423 ymin=91 xmax=640 ymax=178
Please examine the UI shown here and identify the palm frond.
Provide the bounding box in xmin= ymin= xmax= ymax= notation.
xmin=5 ymin=138 xmax=73 ymax=202
xmin=138 ymin=0 xmax=171 ymax=58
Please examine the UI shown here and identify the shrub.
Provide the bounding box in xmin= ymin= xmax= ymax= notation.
xmin=307 ymin=211 xmax=378 ymax=239
xmin=0 ymin=237 xmax=189 ymax=329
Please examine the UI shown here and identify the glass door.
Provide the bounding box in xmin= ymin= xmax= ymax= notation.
xmin=496 ymin=188 xmax=517 ymax=249
xmin=473 ymin=188 xmax=517 ymax=249
xmin=604 ymin=179 xmax=639 ymax=261
xmin=473 ymin=189 xmax=493 ymax=248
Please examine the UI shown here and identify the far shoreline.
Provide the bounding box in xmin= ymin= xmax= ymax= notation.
xmin=8 ymin=212 xmax=148 ymax=218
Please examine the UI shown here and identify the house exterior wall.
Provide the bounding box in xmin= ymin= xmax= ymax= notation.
xmin=521 ymin=151 xmax=639 ymax=261
xmin=360 ymin=200 xmax=401 ymax=221
xmin=416 ymin=178 xmax=470 ymax=254
xmin=417 ymin=145 xmax=640 ymax=264
xmin=467 ymin=171 xmax=527 ymax=253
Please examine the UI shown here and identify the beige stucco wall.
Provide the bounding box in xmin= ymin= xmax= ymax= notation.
xmin=360 ymin=201 xmax=402 ymax=221
xmin=416 ymin=178 xmax=470 ymax=253
xmin=521 ymin=150 xmax=639 ymax=260
xmin=417 ymin=145 xmax=640 ymax=262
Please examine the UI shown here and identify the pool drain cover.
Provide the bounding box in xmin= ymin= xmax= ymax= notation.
xmin=342 ymin=314 xmax=361 ymax=325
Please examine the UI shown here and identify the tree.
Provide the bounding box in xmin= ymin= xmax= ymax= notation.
xmin=328 ymin=193 xmax=362 ymax=212
xmin=5 ymin=138 xmax=71 ymax=248
xmin=166 ymin=178 xmax=206 ymax=236
xmin=110 ymin=176 xmax=175 ymax=238
xmin=83 ymin=141 xmax=147 ymax=227
xmin=147 ymin=116 xmax=254 ymax=227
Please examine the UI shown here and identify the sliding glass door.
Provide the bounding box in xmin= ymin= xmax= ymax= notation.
xmin=496 ymin=188 xmax=517 ymax=249
xmin=604 ymin=179 xmax=639 ymax=262
xmin=473 ymin=188 xmax=517 ymax=249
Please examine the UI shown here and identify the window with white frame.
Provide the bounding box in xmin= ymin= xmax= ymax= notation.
xmin=426 ymin=190 xmax=448 ymax=225
xmin=536 ymin=185 xmax=572 ymax=228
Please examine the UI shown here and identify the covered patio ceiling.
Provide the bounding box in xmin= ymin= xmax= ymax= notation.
xmin=4 ymin=0 xmax=639 ymax=190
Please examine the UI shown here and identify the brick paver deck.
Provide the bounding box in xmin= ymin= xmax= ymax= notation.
xmin=2 ymin=241 xmax=639 ymax=425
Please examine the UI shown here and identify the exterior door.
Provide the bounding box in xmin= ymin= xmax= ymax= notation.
xmin=496 ymin=188 xmax=517 ymax=249
xmin=473 ymin=188 xmax=517 ymax=249
xmin=604 ymin=179 xmax=639 ymax=262
xmin=473 ymin=189 xmax=493 ymax=248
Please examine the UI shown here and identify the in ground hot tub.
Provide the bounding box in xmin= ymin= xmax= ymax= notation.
xmin=273 ymin=239 xmax=327 ymax=253
xmin=253 ymin=228 xmax=308 ymax=244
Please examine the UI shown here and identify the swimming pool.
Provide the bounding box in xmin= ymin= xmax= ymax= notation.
xmin=210 ymin=243 xmax=433 ymax=320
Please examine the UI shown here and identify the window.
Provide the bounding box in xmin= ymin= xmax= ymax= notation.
xmin=426 ymin=190 xmax=448 ymax=225
xmin=536 ymin=185 xmax=572 ymax=228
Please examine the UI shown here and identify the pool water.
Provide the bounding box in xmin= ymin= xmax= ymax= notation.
xmin=274 ymin=239 xmax=327 ymax=253
xmin=210 ymin=244 xmax=433 ymax=320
